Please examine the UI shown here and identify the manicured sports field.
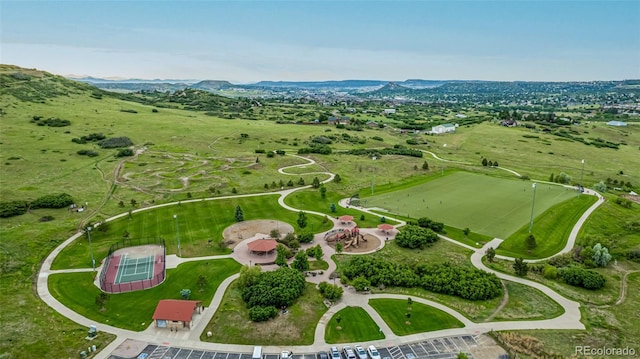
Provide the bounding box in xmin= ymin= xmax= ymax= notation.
xmin=365 ymin=172 xmax=576 ymax=238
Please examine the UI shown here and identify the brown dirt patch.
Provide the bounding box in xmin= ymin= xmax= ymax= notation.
xmin=112 ymin=244 xmax=164 ymax=259
xmin=223 ymin=220 xmax=293 ymax=249
xmin=623 ymin=194 xmax=640 ymax=204
xmin=328 ymin=233 xmax=381 ymax=253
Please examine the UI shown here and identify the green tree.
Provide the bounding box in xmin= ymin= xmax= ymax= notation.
xmin=525 ymin=234 xmax=537 ymax=251
xmin=463 ymin=227 xmax=470 ymax=236
xmin=297 ymin=177 xmax=305 ymax=186
xmin=318 ymin=282 xmax=343 ymax=301
xmin=297 ymin=211 xmax=307 ymax=228
xmin=95 ymin=292 xmax=109 ymax=311
xmin=292 ymin=250 xmax=309 ymax=272
xmin=122 ymin=229 xmax=130 ymax=239
xmin=360 ymin=214 xmax=365 ymax=221
xmin=351 ymin=276 xmax=370 ymax=291
xmin=334 ymin=174 xmax=342 ymax=183
xmin=287 ymin=179 xmax=294 ymax=187
xmin=270 ymin=229 xmax=281 ymax=239
xmin=312 ymin=177 xmax=321 ymax=189
xmin=118 ymin=200 xmax=125 ymax=208
xmin=275 ymin=244 xmax=289 ymax=267
xmin=235 ymin=205 xmax=244 ymax=222
xmin=320 ymin=185 xmax=327 ymax=199
xmin=422 ymin=161 xmax=429 ymax=170
xmin=180 ymin=288 xmax=192 ymax=299
xmin=231 ymin=187 xmax=238 ymax=194
xmin=330 ymin=203 xmax=337 ymax=212
xmin=457 ymin=353 xmax=470 ymax=359
xmin=336 ymin=314 xmax=342 ymax=326
xmin=130 ymin=199 xmax=137 ymax=207
xmin=336 ymin=242 xmax=343 ymax=254
xmin=593 ymin=181 xmax=607 ymax=192
xmin=482 ymin=158 xmax=488 ymax=167
xmin=237 ymin=264 xmax=262 ymax=289
xmin=486 ymin=247 xmax=496 ymax=262
xmin=395 ymin=225 xmax=439 ymax=249
xmin=549 ymin=173 xmax=555 ymax=182
xmin=592 ymin=243 xmax=612 ymax=267
xmin=407 ymin=297 xmax=413 ymax=306
xmin=513 ymin=258 xmax=529 ymax=276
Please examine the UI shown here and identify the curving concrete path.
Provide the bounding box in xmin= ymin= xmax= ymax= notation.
xmin=37 ymin=153 xmax=605 ymax=358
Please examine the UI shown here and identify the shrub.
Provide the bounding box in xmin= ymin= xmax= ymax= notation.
xmin=395 ymin=225 xmax=439 ymax=249
xmin=248 ymin=306 xmax=278 ymax=322
xmin=98 ymin=136 xmax=134 ymax=149
xmin=351 ymin=276 xmax=371 ymax=291
xmin=241 ymin=267 xmax=306 ymax=312
xmin=31 ymin=193 xmax=74 ymax=209
xmin=77 ymin=149 xmax=99 ymax=157
xmin=0 ymin=200 xmax=29 ymax=218
xmin=297 ymin=232 xmax=314 ymax=243
xmin=559 ymin=266 xmax=606 ymax=289
xmin=542 ymin=265 xmax=558 ymax=279
xmin=318 ymin=282 xmax=343 ymax=301
xmin=115 ymin=148 xmax=134 ymax=157
xmin=255 ymin=149 xmax=266 ymax=154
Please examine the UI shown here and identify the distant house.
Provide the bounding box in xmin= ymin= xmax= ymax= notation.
xmin=382 ymin=109 xmax=396 ymax=115
xmin=366 ymin=121 xmax=379 ymax=128
xmin=455 ymin=114 xmax=467 ymax=118
xmin=152 ymin=299 xmax=202 ymax=330
xmin=328 ymin=116 xmax=350 ymax=125
xmin=607 ymin=121 xmax=627 ymax=127
xmin=431 ymin=123 xmax=457 ymax=134
xmin=500 ymin=120 xmax=519 ymax=127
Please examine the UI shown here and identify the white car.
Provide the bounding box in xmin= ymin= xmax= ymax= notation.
xmin=280 ymin=351 xmax=292 ymax=359
xmin=330 ymin=347 xmax=341 ymax=359
xmin=354 ymin=346 xmax=367 ymax=359
xmin=343 ymin=346 xmax=356 ymax=359
xmin=367 ymin=346 xmax=381 ymax=359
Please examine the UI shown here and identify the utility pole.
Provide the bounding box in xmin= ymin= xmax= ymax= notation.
xmin=528 ymin=183 xmax=537 ymax=233
xmin=87 ymin=226 xmax=95 ymax=272
xmin=173 ymin=214 xmax=182 ymax=257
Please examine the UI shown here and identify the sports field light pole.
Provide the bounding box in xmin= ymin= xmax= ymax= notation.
xmin=173 ymin=214 xmax=182 ymax=257
xmin=528 ymin=183 xmax=537 ymax=233
xmin=87 ymin=226 xmax=95 ymax=272
xmin=579 ymin=159 xmax=585 ymax=194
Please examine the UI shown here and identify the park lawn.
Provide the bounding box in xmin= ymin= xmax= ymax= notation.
xmin=284 ymin=188 xmax=399 ymax=227
xmin=48 ymin=259 xmax=241 ymax=331
xmin=52 ymin=195 xmax=333 ymax=269
xmin=492 ymin=281 xmax=564 ymax=321
xmin=324 ymin=306 xmax=385 ymax=343
xmin=578 ymin=193 xmax=640 ymax=255
xmin=369 ymin=299 xmax=464 ymax=336
xmin=202 ymin=282 xmax=326 ymax=345
xmin=309 ymin=259 xmax=329 ymax=271
xmin=497 ymin=194 xmax=597 ymax=259
xmin=365 ymin=171 xmax=576 ymax=239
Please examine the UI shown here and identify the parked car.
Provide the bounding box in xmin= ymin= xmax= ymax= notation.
xmin=367 ymin=346 xmax=381 ymax=359
xmin=317 ymin=351 xmax=329 ymax=359
xmin=330 ymin=347 xmax=341 ymax=359
xmin=343 ymin=346 xmax=356 ymax=359
xmin=280 ymin=351 xmax=292 ymax=359
xmin=354 ymin=346 xmax=367 ymax=359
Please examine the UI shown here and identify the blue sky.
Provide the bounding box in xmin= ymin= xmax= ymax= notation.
xmin=1 ymin=1 xmax=639 ymax=82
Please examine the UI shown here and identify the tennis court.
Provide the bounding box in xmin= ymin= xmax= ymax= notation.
xmin=114 ymin=253 xmax=155 ymax=284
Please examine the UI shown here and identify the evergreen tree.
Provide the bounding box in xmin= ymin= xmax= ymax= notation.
xmin=422 ymin=161 xmax=429 ymax=170
xmin=297 ymin=211 xmax=308 ymax=228
xmin=235 ymin=205 xmax=244 ymax=222
xmin=486 ymin=247 xmax=496 ymax=262
xmin=312 ymin=177 xmax=321 ymax=189
xmin=292 ymin=250 xmax=309 ymax=272
xmin=320 ymin=185 xmax=327 ymax=199
xmin=525 ymin=234 xmax=537 ymax=251
xmin=550 ymin=173 xmax=555 ymax=182
xmin=513 ymin=258 xmax=529 ymax=276
xmin=275 ymin=244 xmax=288 ymax=267
xmin=482 ymin=158 xmax=488 ymax=166
xmin=333 ymin=174 xmax=342 ymax=183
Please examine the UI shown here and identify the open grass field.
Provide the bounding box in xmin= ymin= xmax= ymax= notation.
xmin=52 ymin=194 xmax=334 ymax=269
xmin=492 ymin=282 xmax=565 ymax=321
xmin=497 ymin=194 xmax=598 ymax=258
xmin=324 ymin=306 xmax=385 ymax=343
xmin=202 ymin=281 xmax=326 ymax=345
xmin=369 ymin=299 xmax=464 ymax=336
xmin=366 ymin=171 xmax=576 ymax=238
xmin=48 ymin=258 xmax=241 ymax=331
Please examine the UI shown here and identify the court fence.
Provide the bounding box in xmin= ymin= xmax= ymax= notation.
xmin=99 ymin=237 xmax=166 ymax=293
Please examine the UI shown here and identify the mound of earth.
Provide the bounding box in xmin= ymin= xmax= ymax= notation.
xmin=222 ymin=220 xmax=293 ymax=249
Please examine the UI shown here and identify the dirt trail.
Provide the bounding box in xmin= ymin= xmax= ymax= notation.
xmin=484 ymin=280 xmax=509 ymax=322
xmin=615 ymin=270 xmax=640 ymax=305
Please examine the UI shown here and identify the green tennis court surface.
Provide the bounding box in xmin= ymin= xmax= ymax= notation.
xmin=366 ymin=171 xmax=576 ymax=238
xmin=115 ymin=254 xmax=155 ymax=284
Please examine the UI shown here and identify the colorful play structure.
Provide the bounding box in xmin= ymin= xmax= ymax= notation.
xmin=324 ymin=227 xmax=366 ymax=249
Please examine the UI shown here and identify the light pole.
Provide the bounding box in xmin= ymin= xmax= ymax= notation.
xmin=579 ymin=159 xmax=585 ymax=194
xmin=87 ymin=226 xmax=95 ymax=272
xmin=528 ymin=183 xmax=537 ymax=233
xmin=173 ymin=214 xmax=182 ymax=257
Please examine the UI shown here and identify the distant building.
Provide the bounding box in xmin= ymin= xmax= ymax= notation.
xmin=366 ymin=121 xmax=379 ymax=128
xmin=455 ymin=114 xmax=467 ymax=118
xmin=607 ymin=121 xmax=627 ymax=127
xmin=152 ymin=299 xmax=202 ymax=330
xmin=382 ymin=109 xmax=396 ymax=115
xmin=431 ymin=123 xmax=457 ymax=134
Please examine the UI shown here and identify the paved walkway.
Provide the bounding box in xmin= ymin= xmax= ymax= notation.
xmin=36 ymin=154 xmax=604 ymax=359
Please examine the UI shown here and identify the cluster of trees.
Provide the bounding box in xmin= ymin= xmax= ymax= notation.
xmin=72 ymin=133 xmax=106 ymax=144
xmin=30 ymin=116 xmax=70 ymax=127
xmin=345 ymin=145 xmax=423 ymax=158
xmin=549 ymin=172 xmax=572 ymax=184
xmin=298 ymin=144 xmax=332 ymax=155
xmin=413 ymin=217 xmax=445 ymax=233
xmin=238 ymin=266 xmax=306 ymax=322
xmin=115 ymin=148 xmax=134 ymax=157
xmin=0 ymin=193 xmax=74 ymax=218
xmin=558 ymin=266 xmax=606 ymax=290
xmin=394 ymin=225 xmax=439 ymax=249
xmin=481 ymin=158 xmax=499 ymax=167
xmin=97 ymin=136 xmax=133 ymax=149
xmin=77 ymin=149 xmax=99 ymax=157
xmin=318 ymin=282 xmax=343 ymax=301
xmin=341 ymin=256 xmax=502 ymax=300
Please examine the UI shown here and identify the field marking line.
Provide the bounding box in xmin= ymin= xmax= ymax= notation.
xmin=115 ymin=253 xmax=127 ymax=284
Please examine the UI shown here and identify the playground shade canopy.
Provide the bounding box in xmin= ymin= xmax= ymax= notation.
xmin=152 ymin=299 xmax=202 ymax=322
xmin=377 ymin=224 xmax=394 ymax=231
xmin=247 ymin=239 xmax=278 ymax=252
xmin=339 ymin=215 xmax=354 ymax=221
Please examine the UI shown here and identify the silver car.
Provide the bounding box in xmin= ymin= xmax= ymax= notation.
xmin=330 ymin=347 xmax=341 ymax=359
xmin=354 ymin=346 xmax=367 ymax=359
xmin=367 ymin=346 xmax=381 ymax=359
xmin=343 ymin=346 xmax=356 ymax=359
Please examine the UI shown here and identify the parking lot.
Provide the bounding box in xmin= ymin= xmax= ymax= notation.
xmin=109 ymin=335 xmax=484 ymax=359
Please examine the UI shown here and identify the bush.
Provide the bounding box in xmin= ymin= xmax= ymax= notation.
xmin=241 ymin=267 xmax=306 ymax=312
xmin=31 ymin=193 xmax=74 ymax=209
xmin=351 ymin=276 xmax=371 ymax=291
xmin=0 ymin=200 xmax=29 ymax=218
xmin=395 ymin=225 xmax=439 ymax=249
xmin=98 ymin=136 xmax=134 ymax=149
xmin=248 ymin=305 xmax=278 ymax=322
xmin=542 ymin=265 xmax=558 ymax=279
xmin=297 ymin=232 xmax=314 ymax=243
xmin=77 ymin=149 xmax=99 ymax=157
xmin=115 ymin=148 xmax=134 ymax=157
xmin=32 ymin=117 xmax=70 ymax=127
xmin=559 ymin=266 xmax=606 ymax=290
xmin=318 ymin=282 xmax=343 ymax=301
xmin=416 ymin=217 xmax=445 ymax=233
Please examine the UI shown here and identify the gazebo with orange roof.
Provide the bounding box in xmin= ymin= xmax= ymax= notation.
xmin=247 ymin=239 xmax=278 ymax=255
xmin=338 ymin=215 xmax=354 ymax=223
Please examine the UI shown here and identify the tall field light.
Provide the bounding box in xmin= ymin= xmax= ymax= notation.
xmin=173 ymin=214 xmax=182 ymax=257
xmin=528 ymin=183 xmax=537 ymax=233
xmin=579 ymin=159 xmax=585 ymax=194
xmin=87 ymin=226 xmax=95 ymax=272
